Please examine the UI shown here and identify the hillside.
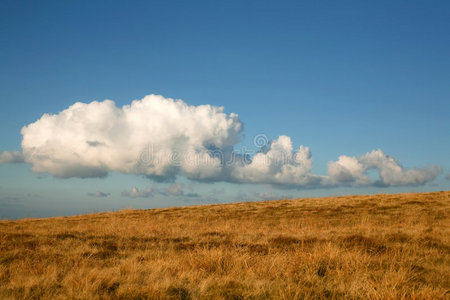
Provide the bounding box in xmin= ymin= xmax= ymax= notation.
xmin=0 ymin=191 xmax=449 ymax=299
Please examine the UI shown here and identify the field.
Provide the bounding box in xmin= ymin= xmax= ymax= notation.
xmin=0 ymin=191 xmax=449 ymax=299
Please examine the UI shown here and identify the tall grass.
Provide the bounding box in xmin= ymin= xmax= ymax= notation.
xmin=0 ymin=191 xmax=449 ymax=299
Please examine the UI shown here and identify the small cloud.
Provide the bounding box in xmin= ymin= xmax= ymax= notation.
xmin=122 ymin=183 xmax=199 ymax=199
xmin=446 ymin=173 xmax=450 ymax=181
xmin=185 ymin=192 xmax=200 ymax=198
xmin=255 ymin=192 xmax=276 ymax=201
xmin=0 ymin=151 xmax=24 ymax=165
xmin=326 ymin=149 xmax=442 ymax=187
xmin=122 ymin=187 xmax=153 ymax=198
xmin=86 ymin=140 xmax=104 ymax=147
xmin=166 ymin=183 xmax=184 ymax=196
xmin=163 ymin=183 xmax=200 ymax=198
xmin=87 ymin=191 xmax=110 ymax=198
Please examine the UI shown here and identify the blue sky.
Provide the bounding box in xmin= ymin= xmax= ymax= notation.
xmin=1 ymin=0 xmax=449 ymax=219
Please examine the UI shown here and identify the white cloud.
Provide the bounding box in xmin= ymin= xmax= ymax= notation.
xmin=230 ymin=136 xmax=321 ymax=186
xmin=326 ymin=149 xmax=442 ymax=186
xmin=1 ymin=94 xmax=440 ymax=188
xmin=21 ymin=94 xmax=242 ymax=179
xmin=326 ymin=155 xmax=370 ymax=185
xmin=360 ymin=150 xmax=442 ymax=186
xmin=0 ymin=151 xmax=24 ymax=165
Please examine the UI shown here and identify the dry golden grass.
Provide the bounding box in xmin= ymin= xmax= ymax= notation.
xmin=0 ymin=191 xmax=449 ymax=299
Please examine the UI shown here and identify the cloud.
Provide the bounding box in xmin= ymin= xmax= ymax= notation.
xmin=3 ymin=94 xmax=440 ymax=188
xmin=231 ymin=136 xmax=322 ymax=186
xmin=122 ymin=183 xmax=199 ymax=199
xmin=21 ymin=94 xmax=242 ymax=179
xmin=122 ymin=187 xmax=153 ymax=198
xmin=166 ymin=183 xmax=184 ymax=196
xmin=87 ymin=191 xmax=110 ymax=198
xmin=0 ymin=151 xmax=24 ymax=165
xmin=326 ymin=150 xmax=442 ymax=187
xmin=327 ymin=155 xmax=369 ymax=185
xmin=446 ymin=173 xmax=450 ymax=181
xmin=163 ymin=183 xmax=199 ymax=198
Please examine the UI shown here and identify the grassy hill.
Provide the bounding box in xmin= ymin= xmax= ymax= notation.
xmin=0 ymin=191 xmax=449 ymax=299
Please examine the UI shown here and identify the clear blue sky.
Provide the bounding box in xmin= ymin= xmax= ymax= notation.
xmin=1 ymin=0 xmax=449 ymax=219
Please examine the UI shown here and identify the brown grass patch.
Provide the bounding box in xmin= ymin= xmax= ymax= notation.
xmin=0 ymin=191 xmax=449 ymax=299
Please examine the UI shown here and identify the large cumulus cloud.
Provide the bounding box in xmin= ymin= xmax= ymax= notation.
xmin=4 ymin=94 xmax=442 ymax=187
xmin=21 ymin=95 xmax=242 ymax=179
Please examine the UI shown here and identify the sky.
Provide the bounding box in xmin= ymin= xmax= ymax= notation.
xmin=0 ymin=0 xmax=449 ymax=219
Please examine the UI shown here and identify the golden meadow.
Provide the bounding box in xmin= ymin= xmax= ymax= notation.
xmin=0 ymin=191 xmax=449 ymax=299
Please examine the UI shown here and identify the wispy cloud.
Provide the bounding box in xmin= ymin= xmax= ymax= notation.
xmin=87 ymin=191 xmax=110 ymax=198
xmin=164 ymin=183 xmax=199 ymax=198
xmin=0 ymin=151 xmax=24 ymax=165
xmin=122 ymin=183 xmax=199 ymax=199
xmin=122 ymin=187 xmax=153 ymax=198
